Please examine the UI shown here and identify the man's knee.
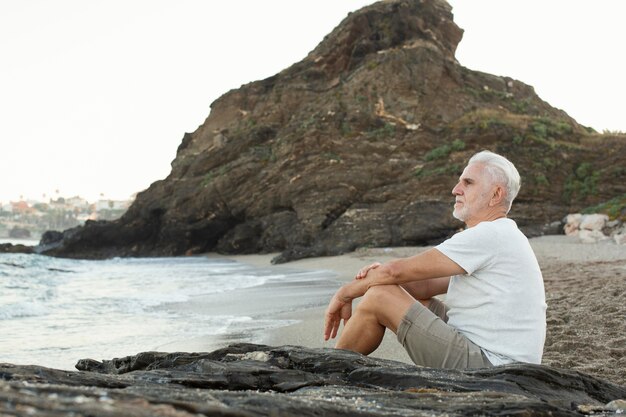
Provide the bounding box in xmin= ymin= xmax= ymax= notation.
xmin=361 ymin=284 xmax=398 ymax=305
xmin=359 ymin=285 xmax=408 ymax=313
xmin=358 ymin=284 xmax=415 ymax=333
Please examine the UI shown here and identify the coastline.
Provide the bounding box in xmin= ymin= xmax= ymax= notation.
xmin=213 ymin=235 xmax=626 ymax=385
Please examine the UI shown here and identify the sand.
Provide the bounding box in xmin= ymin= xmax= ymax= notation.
xmin=223 ymin=235 xmax=626 ymax=386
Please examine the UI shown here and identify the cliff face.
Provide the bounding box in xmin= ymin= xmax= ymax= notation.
xmin=43 ymin=0 xmax=626 ymax=261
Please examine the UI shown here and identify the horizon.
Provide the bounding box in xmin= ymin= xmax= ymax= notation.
xmin=1 ymin=0 xmax=625 ymax=203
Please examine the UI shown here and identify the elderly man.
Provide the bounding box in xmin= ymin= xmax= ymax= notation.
xmin=324 ymin=150 xmax=546 ymax=369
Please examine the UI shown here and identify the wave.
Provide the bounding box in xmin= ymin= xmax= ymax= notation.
xmin=0 ymin=301 xmax=49 ymax=320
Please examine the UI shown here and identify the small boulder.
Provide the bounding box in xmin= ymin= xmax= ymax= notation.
xmin=580 ymin=214 xmax=609 ymax=231
xmin=579 ymin=229 xmax=609 ymax=244
xmin=563 ymin=213 xmax=583 ymax=236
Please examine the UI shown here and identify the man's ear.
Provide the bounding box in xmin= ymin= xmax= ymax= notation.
xmin=489 ymin=186 xmax=505 ymax=207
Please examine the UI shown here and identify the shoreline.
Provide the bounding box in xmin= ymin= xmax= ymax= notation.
xmin=212 ymin=235 xmax=626 ymax=384
xmin=208 ymin=247 xmax=435 ymax=364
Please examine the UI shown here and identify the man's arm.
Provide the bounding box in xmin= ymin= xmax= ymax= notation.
xmin=366 ymin=248 xmax=465 ymax=289
xmin=401 ymin=276 xmax=450 ymax=300
xmin=355 ymin=261 xmax=451 ymax=300
xmin=324 ymin=248 xmax=463 ymax=340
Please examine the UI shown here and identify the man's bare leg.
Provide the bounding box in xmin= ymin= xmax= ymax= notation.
xmin=335 ymin=284 xmax=416 ymax=355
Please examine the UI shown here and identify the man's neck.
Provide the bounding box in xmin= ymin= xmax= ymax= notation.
xmin=465 ymin=211 xmax=508 ymax=228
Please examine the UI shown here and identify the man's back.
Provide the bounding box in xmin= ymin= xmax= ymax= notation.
xmin=437 ymin=218 xmax=547 ymax=365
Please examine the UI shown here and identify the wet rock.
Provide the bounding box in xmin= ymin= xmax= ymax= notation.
xmin=1 ymin=344 xmax=624 ymax=416
xmin=39 ymin=230 xmax=64 ymax=245
xmin=33 ymin=230 xmax=65 ymax=253
xmin=0 ymin=243 xmax=34 ymax=254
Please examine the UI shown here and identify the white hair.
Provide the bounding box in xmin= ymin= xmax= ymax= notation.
xmin=468 ymin=150 xmax=521 ymax=212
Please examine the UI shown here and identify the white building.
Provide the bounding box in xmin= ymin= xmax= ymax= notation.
xmin=66 ymin=196 xmax=90 ymax=211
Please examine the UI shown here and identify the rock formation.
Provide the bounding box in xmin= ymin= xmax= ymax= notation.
xmin=0 ymin=243 xmax=33 ymax=254
xmin=563 ymin=213 xmax=626 ymax=244
xmin=1 ymin=344 xmax=624 ymax=416
xmin=40 ymin=0 xmax=626 ymax=261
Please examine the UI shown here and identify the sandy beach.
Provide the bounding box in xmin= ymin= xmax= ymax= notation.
xmin=223 ymin=235 xmax=626 ymax=386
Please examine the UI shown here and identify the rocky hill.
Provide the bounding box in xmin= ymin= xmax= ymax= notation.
xmin=42 ymin=0 xmax=626 ymax=261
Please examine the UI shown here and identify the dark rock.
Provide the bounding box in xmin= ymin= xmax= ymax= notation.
xmin=0 ymin=243 xmax=34 ymax=254
xmin=1 ymin=344 xmax=624 ymax=416
xmin=39 ymin=230 xmax=64 ymax=245
xmin=40 ymin=0 xmax=626 ymax=261
xmin=34 ymin=230 xmax=65 ymax=253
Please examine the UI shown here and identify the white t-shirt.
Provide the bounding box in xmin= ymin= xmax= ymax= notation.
xmin=436 ymin=218 xmax=547 ymax=365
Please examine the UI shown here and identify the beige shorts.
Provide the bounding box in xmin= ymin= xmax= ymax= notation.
xmin=397 ymin=298 xmax=492 ymax=369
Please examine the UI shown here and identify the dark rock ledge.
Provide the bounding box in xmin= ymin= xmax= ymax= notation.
xmin=0 ymin=243 xmax=34 ymax=254
xmin=1 ymin=344 xmax=625 ymax=416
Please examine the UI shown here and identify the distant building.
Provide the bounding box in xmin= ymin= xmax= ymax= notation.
xmin=48 ymin=198 xmax=67 ymax=210
xmin=65 ymin=196 xmax=90 ymax=211
xmin=11 ymin=201 xmax=33 ymax=214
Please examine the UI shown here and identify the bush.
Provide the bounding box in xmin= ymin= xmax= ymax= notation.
xmin=424 ymin=140 xmax=465 ymax=161
xmin=564 ymin=162 xmax=599 ymax=201
xmin=582 ymin=193 xmax=626 ymax=220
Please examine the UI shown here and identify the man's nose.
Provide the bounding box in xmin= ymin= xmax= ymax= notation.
xmin=452 ymin=183 xmax=462 ymax=195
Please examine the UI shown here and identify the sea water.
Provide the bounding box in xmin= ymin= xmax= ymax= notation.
xmin=0 ymin=253 xmax=338 ymax=370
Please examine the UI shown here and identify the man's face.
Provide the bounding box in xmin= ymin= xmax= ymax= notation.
xmin=451 ymin=163 xmax=493 ymax=224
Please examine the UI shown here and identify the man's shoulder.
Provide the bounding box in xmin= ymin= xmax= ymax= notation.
xmin=474 ymin=218 xmax=519 ymax=235
xmin=443 ymin=218 xmax=521 ymax=249
xmin=456 ymin=218 xmax=514 ymax=236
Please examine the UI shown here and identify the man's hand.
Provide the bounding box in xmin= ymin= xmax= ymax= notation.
xmin=355 ymin=262 xmax=381 ymax=280
xmin=324 ymin=291 xmax=352 ymax=341
xmin=324 ymin=264 xmax=382 ymax=341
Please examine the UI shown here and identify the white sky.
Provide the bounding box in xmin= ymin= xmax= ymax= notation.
xmin=1 ymin=0 xmax=624 ymax=204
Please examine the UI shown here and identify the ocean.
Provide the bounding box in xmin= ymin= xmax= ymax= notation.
xmin=0 ymin=252 xmax=339 ymax=370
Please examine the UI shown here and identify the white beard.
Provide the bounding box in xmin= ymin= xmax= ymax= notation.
xmin=452 ymin=203 xmax=469 ymax=222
